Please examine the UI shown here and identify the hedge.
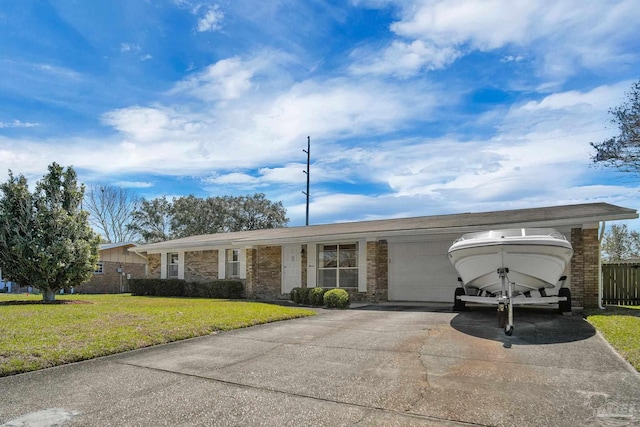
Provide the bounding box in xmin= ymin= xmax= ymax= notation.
xmin=129 ymin=279 xmax=244 ymax=299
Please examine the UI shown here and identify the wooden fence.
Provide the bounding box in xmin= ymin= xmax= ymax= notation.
xmin=602 ymin=263 xmax=640 ymax=306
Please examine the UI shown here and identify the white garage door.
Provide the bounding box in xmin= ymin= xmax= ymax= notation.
xmin=388 ymin=239 xmax=459 ymax=302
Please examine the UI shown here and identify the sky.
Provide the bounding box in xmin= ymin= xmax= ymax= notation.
xmin=1 ymin=0 xmax=639 ymax=228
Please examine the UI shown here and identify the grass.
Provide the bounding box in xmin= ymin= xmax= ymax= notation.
xmin=585 ymin=306 xmax=640 ymax=371
xmin=0 ymin=293 xmax=314 ymax=377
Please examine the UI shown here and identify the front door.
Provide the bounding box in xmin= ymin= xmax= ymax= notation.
xmin=282 ymin=245 xmax=301 ymax=294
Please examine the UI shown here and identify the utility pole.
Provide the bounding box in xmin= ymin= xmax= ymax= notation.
xmin=303 ymin=136 xmax=310 ymax=226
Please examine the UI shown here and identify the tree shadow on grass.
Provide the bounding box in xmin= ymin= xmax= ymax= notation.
xmin=0 ymin=299 xmax=93 ymax=305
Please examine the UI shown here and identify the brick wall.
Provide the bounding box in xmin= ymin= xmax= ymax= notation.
xmin=571 ymin=227 xmax=600 ymax=309
xmin=255 ymin=246 xmax=282 ymax=299
xmin=77 ymin=261 xmax=146 ymax=294
xmin=301 ymin=244 xmax=308 ymax=287
xmin=245 ymin=248 xmax=257 ymax=298
xmin=148 ymin=254 xmax=161 ymax=279
xmin=366 ymin=240 xmax=388 ymax=302
xmin=184 ymin=250 xmax=218 ymax=282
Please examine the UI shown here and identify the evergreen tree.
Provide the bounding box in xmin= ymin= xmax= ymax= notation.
xmin=0 ymin=163 xmax=100 ymax=301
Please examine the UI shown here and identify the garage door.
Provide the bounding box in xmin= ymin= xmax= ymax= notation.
xmin=388 ymin=239 xmax=459 ymax=302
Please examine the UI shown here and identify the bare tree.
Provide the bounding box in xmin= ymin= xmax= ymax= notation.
xmin=84 ymin=184 xmax=140 ymax=243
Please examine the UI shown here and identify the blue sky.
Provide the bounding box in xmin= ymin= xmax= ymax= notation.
xmin=1 ymin=0 xmax=639 ymax=227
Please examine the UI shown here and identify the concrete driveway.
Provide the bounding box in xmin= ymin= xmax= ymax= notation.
xmin=1 ymin=304 xmax=639 ymax=426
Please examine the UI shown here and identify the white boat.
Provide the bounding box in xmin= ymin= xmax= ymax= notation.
xmin=448 ymin=228 xmax=573 ymax=295
xmin=447 ymin=228 xmax=574 ymax=335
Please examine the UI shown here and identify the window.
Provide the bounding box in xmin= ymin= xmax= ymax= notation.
xmin=94 ymin=262 xmax=103 ymax=274
xmin=167 ymin=253 xmax=179 ymax=278
xmin=318 ymin=243 xmax=358 ymax=288
xmin=226 ymin=249 xmax=241 ymax=278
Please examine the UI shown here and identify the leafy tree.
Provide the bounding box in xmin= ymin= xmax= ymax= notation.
xmin=0 ymin=163 xmax=100 ymax=301
xmin=171 ymin=195 xmax=228 ymax=238
xmin=228 ymin=193 xmax=288 ymax=231
xmin=591 ymin=80 xmax=640 ymax=172
xmin=601 ymin=224 xmax=640 ymax=262
xmin=127 ymin=196 xmax=173 ymax=243
xmin=84 ymin=184 xmax=140 ymax=243
xmin=130 ymin=193 xmax=288 ymax=242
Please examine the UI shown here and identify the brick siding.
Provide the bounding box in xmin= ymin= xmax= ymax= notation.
xmin=245 ymin=248 xmax=257 ymax=298
xmin=184 ymin=250 xmax=218 ymax=282
xmin=255 ymin=246 xmax=282 ymax=299
xmin=366 ymin=240 xmax=388 ymax=302
xmin=571 ymin=227 xmax=600 ymax=309
xmin=147 ymin=254 xmax=161 ymax=279
xmin=76 ymin=261 xmax=146 ymax=294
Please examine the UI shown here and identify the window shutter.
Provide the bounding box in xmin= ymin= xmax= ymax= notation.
xmin=218 ymin=249 xmax=226 ymax=279
xmin=358 ymin=240 xmax=367 ymax=292
xmin=160 ymin=252 xmax=167 ymax=279
xmin=306 ymin=244 xmax=317 ymax=288
xmin=239 ymin=248 xmax=247 ymax=279
xmin=178 ymin=251 xmax=185 ymax=280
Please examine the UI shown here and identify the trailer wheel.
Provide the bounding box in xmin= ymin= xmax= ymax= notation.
xmin=453 ymin=287 xmax=466 ymax=312
xmin=558 ymin=288 xmax=572 ymax=314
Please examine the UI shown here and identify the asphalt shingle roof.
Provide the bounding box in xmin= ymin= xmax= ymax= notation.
xmin=131 ymin=202 xmax=637 ymax=252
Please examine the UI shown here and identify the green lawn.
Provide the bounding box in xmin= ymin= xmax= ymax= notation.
xmin=0 ymin=294 xmax=314 ymax=377
xmin=585 ymin=306 xmax=640 ymax=371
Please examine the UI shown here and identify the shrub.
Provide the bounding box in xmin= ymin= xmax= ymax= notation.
xmin=130 ymin=279 xmax=244 ymax=299
xmin=308 ymin=287 xmax=327 ymax=306
xmin=323 ymin=289 xmax=350 ymax=309
xmin=290 ymin=287 xmax=301 ymax=303
xmin=290 ymin=287 xmax=312 ymax=305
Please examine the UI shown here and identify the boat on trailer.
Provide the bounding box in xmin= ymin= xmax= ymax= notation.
xmin=447 ymin=228 xmax=574 ymax=335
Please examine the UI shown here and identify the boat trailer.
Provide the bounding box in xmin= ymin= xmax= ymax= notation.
xmin=454 ymin=268 xmax=571 ymax=336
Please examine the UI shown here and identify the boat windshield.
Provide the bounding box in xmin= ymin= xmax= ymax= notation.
xmin=455 ymin=228 xmax=567 ymax=242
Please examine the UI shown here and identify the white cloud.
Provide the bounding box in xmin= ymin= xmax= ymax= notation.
xmin=253 ymin=77 xmax=437 ymax=142
xmin=114 ymin=181 xmax=154 ymax=188
xmin=120 ymin=43 xmax=140 ymax=52
xmin=197 ymin=5 xmax=224 ymax=32
xmin=0 ymin=120 xmax=38 ymax=128
xmin=170 ymin=56 xmax=258 ymax=101
xmin=102 ymin=107 xmax=200 ymax=142
xmin=353 ymin=0 xmax=640 ymax=80
xmin=349 ymin=40 xmax=460 ymax=77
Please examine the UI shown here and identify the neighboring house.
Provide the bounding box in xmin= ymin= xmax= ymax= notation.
xmin=0 ymin=267 xmax=12 ymax=292
xmin=76 ymin=243 xmax=147 ymax=294
xmin=129 ymin=203 xmax=638 ymax=309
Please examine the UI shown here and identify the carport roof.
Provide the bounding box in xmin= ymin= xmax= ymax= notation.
xmin=131 ymin=202 xmax=637 ymax=252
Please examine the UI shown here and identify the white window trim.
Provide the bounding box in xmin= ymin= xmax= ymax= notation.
xmin=218 ymin=248 xmax=246 ymax=280
xmin=94 ymin=262 xmax=104 ymax=274
xmin=163 ymin=252 xmax=184 ymax=280
xmin=317 ymin=241 xmax=360 ymax=289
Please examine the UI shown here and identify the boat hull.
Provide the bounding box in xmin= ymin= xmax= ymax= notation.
xmin=448 ymin=229 xmax=573 ymax=295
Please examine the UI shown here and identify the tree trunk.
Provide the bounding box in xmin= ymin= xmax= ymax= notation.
xmin=42 ymin=288 xmax=56 ymax=302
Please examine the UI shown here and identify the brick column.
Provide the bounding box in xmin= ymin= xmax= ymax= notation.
xmin=583 ymin=228 xmax=600 ymax=308
xmin=570 ymin=228 xmax=584 ymax=308
xmin=245 ymin=248 xmax=257 ymax=299
xmin=571 ymin=227 xmax=600 ymax=309
xmin=366 ymin=240 xmax=388 ymax=302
